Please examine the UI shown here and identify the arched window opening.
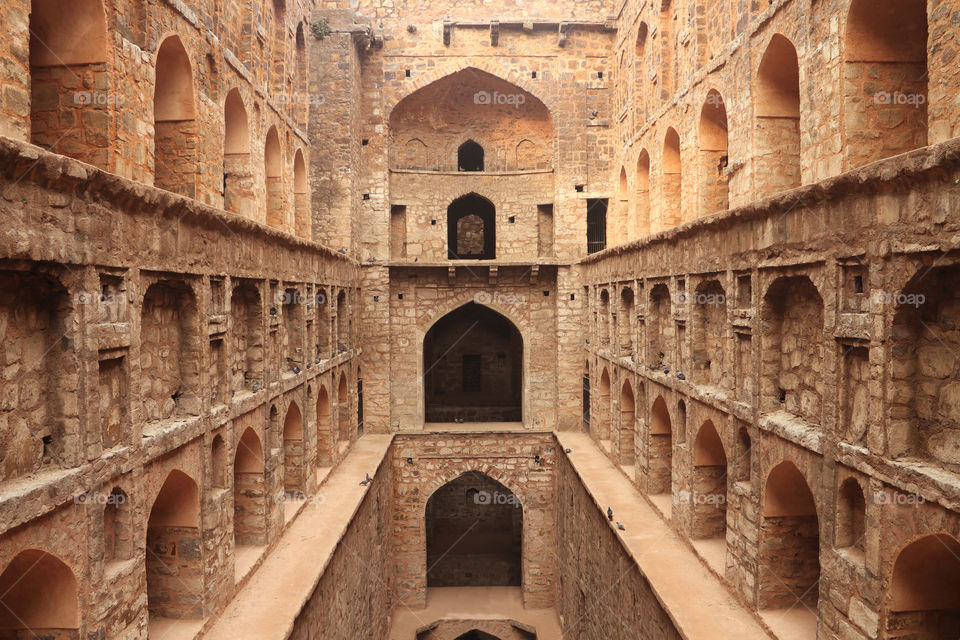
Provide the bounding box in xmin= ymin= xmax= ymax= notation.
xmin=615 ymin=166 xmax=629 ymax=244
xmin=234 ymin=428 xmax=266 ymax=546
xmin=283 ymin=287 xmax=303 ymax=365
xmin=448 ymin=194 xmax=496 ymax=260
xmin=426 ymin=472 xmax=522 ymax=587
xmin=755 ymin=34 xmax=801 ymax=198
xmin=596 ymin=368 xmax=611 ymax=443
xmin=658 ymin=1 xmax=676 ymax=104
xmin=424 ymin=303 xmax=523 ymax=424
xmin=887 ymin=534 xmax=960 ymax=638
xmin=698 ymin=90 xmax=729 ymax=216
xmin=154 ymin=36 xmax=197 ymax=197
xmin=692 ymin=421 xmax=727 ymax=540
xmin=648 ymin=283 xmax=673 ymax=368
xmin=619 ymin=380 xmax=636 ymax=466
xmin=282 ymin=403 xmax=304 ymax=493
xmin=649 ymin=396 xmax=673 ymax=495
xmin=836 ymin=478 xmax=866 ymax=554
xmin=29 ymin=0 xmax=109 ymax=168
xmin=293 ymin=150 xmax=309 ymax=239
xmin=759 ymin=462 xmax=820 ymax=614
xmin=635 ymin=22 xmax=649 ymax=122
xmin=224 ymin=88 xmax=253 ymax=217
xmin=147 ymin=470 xmax=202 ymax=621
xmin=264 ymin=126 xmax=284 ymax=229
xmin=661 ymin=128 xmax=682 ymax=227
xmin=636 ymin=150 xmax=651 ymax=236
xmin=458 ymin=140 xmax=484 ymax=172
xmin=0 ymin=550 xmax=78 ymax=633
xmin=844 ymin=0 xmax=927 ymax=169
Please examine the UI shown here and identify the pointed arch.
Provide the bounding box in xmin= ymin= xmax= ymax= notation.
xmin=692 ymin=421 xmax=727 ymax=539
xmin=283 ymin=402 xmax=304 ymax=492
xmin=154 ymin=35 xmax=197 ymax=197
xmin=698 ymin=89 xmax=729 ymax=216
xmin=147 ymin=469 xmax=202 ymax=620
xmin=294 ymin=149 xmax=309 ymax=239
xmin=234 ymin=428 xmax=266 ymax=546
xmin=649 ymin=396 xmax=672 ymax=495
xmin=635 ymin=150 xmax=651 ymax=236
xmin=619 ymin=379 xmax=636 ymax=465
xmin=426 ymin=471 xmax=522 ymax=587
xmin=265 ymin=126 xmax=284 ymax=229
xmin=755 ymin=34 xmax=801 ymax=197
xmin=661 ymin=127 xmax=682 ymax=226
xmin=0 ymin=549 xmax=78 ymax=632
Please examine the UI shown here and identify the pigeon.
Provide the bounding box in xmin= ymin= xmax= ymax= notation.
xmin=534 ymin=455 xmax=542 ymax=464
xmin=617 ymin=522 xmax=626 ymax=531
xmin=676 ymin=371 xmax=686 ymax=380
xmin=607 ymin=507 xmax=614 ymax=521
xmin=359 ymin=473 xmax=372 ymax=486
xmin=663 ymin=366 xmax=670 ymax=374
xmin=252 ymin=382 xmax=260 ymax=392
xmin=292 ymin=365 xmax=301 ymax=374
xmin=564 ymin=448 xmax=572 ymax=454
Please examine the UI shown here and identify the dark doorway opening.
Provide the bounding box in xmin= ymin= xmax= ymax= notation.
xmin=424 ymin=303 xmax=522 ymax=422
xmin=587 ymin=199 xmax=608 ymax=254
xmin=458 ymin=140 xmax=485 ymax=172
xmin=448 ymin=194 xmax=496 ymax=260
xmin=426 ymin=472 xmax=522 ymax=587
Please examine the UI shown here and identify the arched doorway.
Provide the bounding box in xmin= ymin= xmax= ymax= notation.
xmin=147 ymin=470 xmax=202 ymax=622
xmin=426 ymin=472 xmax=522 ymax=587
xmin=649 ymin=396 xmax=672 ymax=495
xmin=282 ymin=403 xmax=303 ymax=492
xmin=886 ymin=534 xmax=960 ymax=638
xmin=424 ymin=303 xmax=523 ymax=424
xmin=759 ymin=462 xmax=820 ymax=612
xmin=234 ymin=428 xmax=266 ymax=546
xmin=447 ymin=194 xmax=496 ymax=260
xmin=0 ymin=549 xmax=78 ymax=635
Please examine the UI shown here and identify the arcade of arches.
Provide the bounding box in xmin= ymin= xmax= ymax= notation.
xmin=1 ymin=0 xmax=959 ymax=639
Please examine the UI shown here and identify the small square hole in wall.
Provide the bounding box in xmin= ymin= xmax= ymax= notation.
xmin=508 ymin=216 xmax=516 ymax=223
xmin=575 ymin=185 xmax=585 ymax=192
xmin=398 ymin=294 xmax=403 ymax=300
xmin=853 ymin=275 xmax=864 ymax=294
xmin=532 ymin=71 xmax=538 ymax=79
xmin=362 ymin=139 xmax=369 ymax=146
xmin=405 ymin=69 xmax=411 ymax=77
xmin=543 ymin=291 xmax=550 ymax=297
xmin=431 ymin=220 xmax=436 ymax=225
xmin=597 ymin=71 xmax=604 ymax=79
xmin=363 ymin=194 xmax=370 ymax=200
xmin=570 ymin=293 xmax=576 ymax=300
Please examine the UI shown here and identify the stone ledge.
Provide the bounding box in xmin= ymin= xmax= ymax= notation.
xmin=201 ymin=434 xmax=393 ymax=640
xmin=556 ymin=432 xmax=774 ymax=640
xmin=583 ymin=137 xmax=960 ymax=265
